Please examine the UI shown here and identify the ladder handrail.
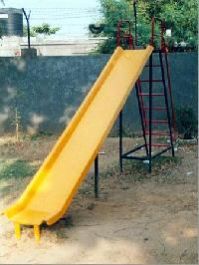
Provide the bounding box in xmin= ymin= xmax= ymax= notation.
xmin=150 ymin=17 xmax=177 ymax=137
xmin=150 ymin=17 xmax=167 ymax=51
xmin=117 ymin=20 xmax=134 ymax=49
xmin=117 ymin=18 xmax=176 ymax=172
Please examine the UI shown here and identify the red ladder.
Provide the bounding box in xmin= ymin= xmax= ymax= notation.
xmin=117 ymin=18 xmax=177 ymax=173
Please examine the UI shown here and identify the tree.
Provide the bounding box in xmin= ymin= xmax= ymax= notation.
xmin=32 ymin=23 xmax=60 ymax=35
xmin=91 ymin=0 xmax=133 ymax=53
xmin=23 ymin=23 xmax=60 ymax=37
xmin=160 ymin=0 xmax=198 ymax=50
xmin=137 ymin=0 xmax=198 ymax=50
xmin=23 ymin=26 xmax=36 ymax=37
xmin=90 ymin=0 xmax=198 ymax=53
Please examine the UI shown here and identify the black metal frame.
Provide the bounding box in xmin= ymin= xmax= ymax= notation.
xmin=22 ymin=8 xmax=31 ymax=49
xmin=159 ymin=51 xmax=175 ymax=157
xmin=119 ymin=51 xmax=175 ymax=173
xmin=94 ymin=156 xmax=99 ymax=198
xmin=93 ymin=12 xmax=176 ymax=196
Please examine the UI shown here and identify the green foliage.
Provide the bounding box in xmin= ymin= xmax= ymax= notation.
xmin=100 ymin=0 xmax=133 ymax=35
xmin=24 ymin=23 xmax=60 ymax=37
xmin=30 ymin=131 xmax=53 ymax=141
xmin=0 ymin=160 xmax=37 ymax=180
xmin=160 ymin=0 xmax=198 ymax=51
xmin=91 ymin=0 xmax=198 ymax=53
xmin=176 ymin=107 xmax=198 ymax=139
xmin=32 ymin=23 xmax=60 ymax=35
xmin=94 ymin=0 xmax=133 ymax=53
xmin=23 ymin=26 xmax=37 ymax=37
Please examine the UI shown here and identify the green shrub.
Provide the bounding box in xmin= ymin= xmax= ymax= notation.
xmin=0 ymin=160 xmax=37 ymax=180
xmin=176 ymin=107 xmax=198 ymax=139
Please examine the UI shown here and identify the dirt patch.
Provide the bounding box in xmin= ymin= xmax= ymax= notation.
xmin=0 ymin=136 xmax=198 ymax=264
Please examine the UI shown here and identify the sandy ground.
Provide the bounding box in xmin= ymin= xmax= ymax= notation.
xmin=0 ymin=136 xmax=198 ymax=264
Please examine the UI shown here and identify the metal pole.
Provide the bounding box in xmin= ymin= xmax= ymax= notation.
xmin=22 ymin=8 xmax=31 ymax=49
xmin=135 ymin=82 xmax=149 ymax=156
xmin=164 ymin=51 xmax=177 ymax=134
xmin=119 ymin=111 xmax=123 ymax=173
xmin=133 ymin=0 xmax=138 ymax=46
xmin=148 ymin=54 xmax=153 ymax=173
xmin=27 ymin=20 xmax=31 ymax=49
xmin=94 ymin=156 xmax=99 ymax=198
xmin=159 ymin=51 xmax=175 ymax=157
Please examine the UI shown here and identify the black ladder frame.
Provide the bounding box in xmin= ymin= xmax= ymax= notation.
xmin=118 ymin=17 xmax=176 ymax=173
xmin=119 ymin=50 xmax=175 ymax=173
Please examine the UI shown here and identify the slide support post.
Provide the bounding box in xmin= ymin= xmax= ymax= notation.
xmin=148 ymin=54 xmax=153 ymax=173
xmin=94 ymin=156 xmax=99 ymax=198
xmin=135 ymin=82 xmax=149 ymax=156
xmin=159 ymin=51 xmax=175 ymax=157
xmin=119 ymin=111 xmax=123 ymax=173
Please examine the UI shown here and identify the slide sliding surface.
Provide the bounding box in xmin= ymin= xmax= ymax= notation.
xmin=4 ymin=46 xmax=153 ymax=231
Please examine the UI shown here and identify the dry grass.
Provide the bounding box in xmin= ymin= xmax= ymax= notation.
xmin=0 ymin=134 xmax=198 ymax=264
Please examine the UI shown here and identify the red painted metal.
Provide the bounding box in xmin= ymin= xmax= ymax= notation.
xmin=117 ymin=20 xmax=134 ymax=49
xmin=143 ymin=107 xmax=166 ymax=111
xmin=150 ymin=17 xmax=176 ymax=136
xmin=145 ymin=131 xmax=171 ymax=136
xmin=140 ymin=79 xmax=162 ymax=83
xmin=145 ymin=119 xmax=168 ymax=124
xmin=147 ymin=143 xmax=170 ymax=147
xmin=150 ymin=17 xmax=167 ymax=52
xmin=116 ymin=17 xmax=177 ymax=154
xmin=149 ymin=16 xmax=177 ymax=142
xmin=145 ymin=64 xmax=161 ymax=68
xmin=137 ymin=79 xmax=148 ymax=127
xmin=138 ymin=93 xmax=164 ymax=96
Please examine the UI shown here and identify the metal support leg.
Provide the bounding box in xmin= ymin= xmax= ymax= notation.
xmin=135 ymin=82 xmax=148 ymax=156
xmin=148 ymin=54 xmax=153 ymax=173
xmin=119 ymin=111 xmax=123 ymax=173
xmin=159 ymin=51 xmax=175 ymax=157
xmin=94 ymin=156 xmax=99 ymax=198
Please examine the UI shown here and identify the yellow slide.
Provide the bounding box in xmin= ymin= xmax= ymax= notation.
xmin=4 ymin=45 xmax=153 ymax=240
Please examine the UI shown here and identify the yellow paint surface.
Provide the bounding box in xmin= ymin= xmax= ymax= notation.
xmin=4 ymin=46 xmax=153 ymax=227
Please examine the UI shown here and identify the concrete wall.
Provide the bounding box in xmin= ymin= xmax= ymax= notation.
xmin=0 ymin=36 xmax=104 ymax=57
xmin=0 ymin=52 xmax=197 ymax=135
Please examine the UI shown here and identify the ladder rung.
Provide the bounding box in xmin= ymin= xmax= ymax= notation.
xmin=143 ymin=107 xmax=167 ymax=111
xmin=145 ymin=119 xmax=168 ymax=124
xmin=147 ymin=143 xmax=170 ymax=147
xmin=145 ymin=131 xmax=170 ymax=136
xmin=140 ymin=79 xmax=163 ymax=83
xmin=123 ymin=35 xmax=132 ymax=38
xmin=145 ymin=64 xmax=161 ymax=68
xmin=153 ymin=34 xmax=161 ymax=37
xmin=139 ymin=93 xmax=164 ymax=97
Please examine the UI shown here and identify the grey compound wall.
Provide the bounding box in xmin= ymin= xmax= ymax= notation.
xmin=0 ymin=52 xmax=197 ymax=135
